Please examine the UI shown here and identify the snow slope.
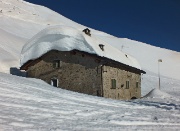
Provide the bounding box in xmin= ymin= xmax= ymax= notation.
xmin=143 ymin=88 xmax=173 ymax=98
xmin=0 ymin=0 xmax=180 ymax=81
xmin=0 ymin=1 xmax=180 ymax=130
xmin=0 ymin=72 xmax=180 ymax=130
xmin=98 ymin=36 xmax=180 ymax=81
xmin=0 ymin=0 xmax=179 ymax=95
xmin=0 ymin=0 xmax=85 ymax=73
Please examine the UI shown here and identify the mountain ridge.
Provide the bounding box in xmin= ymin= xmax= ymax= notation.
xmin=0 ymin=0 xmax=180 ymax=81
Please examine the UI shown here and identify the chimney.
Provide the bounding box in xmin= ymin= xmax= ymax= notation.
xmin=82 ymin=28 xmax=91 ymax=36
xmin=99 ymin=44 xmax=105 ymax=51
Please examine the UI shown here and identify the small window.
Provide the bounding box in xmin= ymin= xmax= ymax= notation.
xmin=111 ymin=79 xmax=116 ymax=89
xmin=136 ymin=82 xmax=139 ymax=88
xmin=51 ymin=78 xmax=58 ymax=87
xmin=126 ymin=81 xmax=130 ymax=89
xmin=53 ymin=60 xmax=61 ymax=68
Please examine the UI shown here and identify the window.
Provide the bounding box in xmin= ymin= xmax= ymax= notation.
xmin=136 ymin=82 xmax=139 ymax=88
xmin=51 ymin=78 xmax=58 ymax=87
xmin=53 ymin=60 xmax=61 ymax=68
xmin=126 ymin=81 xmax=130 ymax=89
xmin=111 ymin=79 xmax=116 ymax=89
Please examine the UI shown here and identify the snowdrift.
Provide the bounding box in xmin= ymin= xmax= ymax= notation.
xmin=20 ymin=26 xmax=141 ymax=70
xmin=143 ymin=88 xmax=173 ymax=99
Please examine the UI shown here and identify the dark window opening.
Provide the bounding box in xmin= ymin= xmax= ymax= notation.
xmin=136 ymin=82 xmax=139 ymax=88
xmin=51 ymin=79 xmax=58 ymax=87
xmin=111 ymin=79 xmax=116 ymax=89
xmin=121 ymin=84 xmax=124 ymax=88
xmin=97 ymin=90 xmax=101 ymax=96
xmin=131 ymin=97 xmax=137 ymax=100
xmin=126 ymin=81 xmax=130 ymax=89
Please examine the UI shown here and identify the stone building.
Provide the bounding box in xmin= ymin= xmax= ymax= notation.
xmin=20 ymin=26 xmax=145 ymax=100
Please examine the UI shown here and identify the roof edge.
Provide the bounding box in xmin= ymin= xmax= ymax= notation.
xmin=20 ymin=49 xmax=146 ymax=74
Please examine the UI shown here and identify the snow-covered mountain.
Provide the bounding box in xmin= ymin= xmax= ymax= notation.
xmin=0 ymin=0 xmax=180 ymax=130
xmin=0 ymin=0 xmax=180 ymax=81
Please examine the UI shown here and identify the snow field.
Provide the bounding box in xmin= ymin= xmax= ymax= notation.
xmin=0 ymin=0 xmax=180 ymax=130
xmin=1 ymin=0 xmax=180 ymax=81
xmin=0 ymin=73 xmax=180 ymax=130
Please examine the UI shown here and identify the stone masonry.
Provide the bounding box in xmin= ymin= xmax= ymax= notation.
xmin=26 ymin=50 xmax=142 ymax=100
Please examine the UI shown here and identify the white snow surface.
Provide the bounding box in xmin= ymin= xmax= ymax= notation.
xmin=0 ymin=0 xmax=180 ymax=80
xmin=20 ymin=26 xmax=141 ymax=69
xmin=0 ymin=0 xmax=180 ymax=130
xmin=0 ymin=72 xmax=180 ymax=130
xmin=144 ymin=88 xmax=173 ymax=99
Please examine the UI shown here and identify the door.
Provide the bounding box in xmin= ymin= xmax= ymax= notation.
xmin=51 ymin=78 xmax=58 ymax=87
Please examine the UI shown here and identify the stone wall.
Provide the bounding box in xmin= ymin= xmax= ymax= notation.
xmin=27 ymin=50 xmax=102 ymax=96
xmin=102 ymin=65 xmax=141 ymax=100
xmin=27 ymin=50 xmax=142 ymax=100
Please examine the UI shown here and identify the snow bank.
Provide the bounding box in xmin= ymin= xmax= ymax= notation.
xmin=20 ymin=26 xmax=141 ymax=69
xmin=0 ymin=72 xmax=180 ymax=130
xmin=143 ymin=88 xmax=173 ymax=99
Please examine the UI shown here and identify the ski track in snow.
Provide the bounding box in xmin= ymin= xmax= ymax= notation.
xmin=0 ymin=73 xmax=180 ymax=130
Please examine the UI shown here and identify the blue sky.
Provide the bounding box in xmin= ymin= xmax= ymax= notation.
xmin=25 ymin=0 xmax=180 ymax=52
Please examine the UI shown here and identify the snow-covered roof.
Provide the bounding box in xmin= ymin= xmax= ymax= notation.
xmin=20 ymin=26 xmax=141 ymax=70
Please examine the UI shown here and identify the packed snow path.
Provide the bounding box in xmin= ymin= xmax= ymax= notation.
xmin=0 ymin=73 xmax=180 ymax=130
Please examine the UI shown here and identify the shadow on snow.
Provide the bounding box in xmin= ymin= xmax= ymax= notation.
xmin=130 ymin=100 xmax=180 ymax=111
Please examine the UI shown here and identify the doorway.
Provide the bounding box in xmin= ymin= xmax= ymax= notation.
xmin=51 ymin=78 xmax=58 ymax=87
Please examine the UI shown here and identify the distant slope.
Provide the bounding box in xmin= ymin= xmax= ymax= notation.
xmin=0 ymin=0 xmax=180 ymax=81
xmin=97 ymin=36 xmax=180 ymax=80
